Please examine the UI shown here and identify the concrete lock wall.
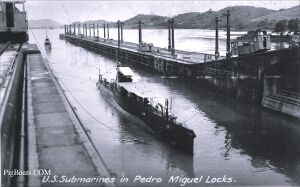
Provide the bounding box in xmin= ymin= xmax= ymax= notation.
xmin=262 ymin=95 xmax=300 ymax=118
xmin=261 ymin=47 xmax=300 ymax=118
xmin=1 ymin=46 xmax=40 ymax=186
xmin=61 ymin=34 xmax=192 ymax=76
xmin=63 ymin=35 xmax=154 ymax=68
xmin=1 ymin=50 xmax=25 ymax=187
xmin=61 ymin=34 xmax=300 ymax=110
xmin=192 ymin=47 xmax=300 ymax=105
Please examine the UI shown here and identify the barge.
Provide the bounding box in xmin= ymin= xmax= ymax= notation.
xmin=96 ymin=66 xmax=196 ymax=154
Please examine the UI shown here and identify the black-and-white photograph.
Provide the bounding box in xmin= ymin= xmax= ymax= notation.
xmin=1 ymin=0 xmax=299 ymax=186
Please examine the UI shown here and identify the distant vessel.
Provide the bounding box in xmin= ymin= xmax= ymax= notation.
xmin=231 ymin=29 xmax=270 ymax=56
xmin=44 ymin=35 xmax=51 ymax=49
xmin=96 ymin=66 xmax=196 ymax=153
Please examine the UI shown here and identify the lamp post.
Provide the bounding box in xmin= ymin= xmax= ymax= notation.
xmin=224 ymin=10 xmax=231 ymax=58
xmin=103 ymin=23 xmax=106 ymax=39
xmin=215 ymin=16 xmax=221 ymax=59
xmin=138 ymin=20 xmax=142 ymax=46
xmin=171 ymin=18 xmax=175 ymax=55
xmin=168 ymin=19 xmax=171 ymax=51
xmin=121 ymin=22 xmax=124 ymax=43
xmin=107 ymin=23 xmax=109 ymax=39
xmin=117 ymin=20 xmax=120 ymax=47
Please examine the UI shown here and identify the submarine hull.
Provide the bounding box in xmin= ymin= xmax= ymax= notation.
xmin=97 ymin=81 xmax=195 ymax=154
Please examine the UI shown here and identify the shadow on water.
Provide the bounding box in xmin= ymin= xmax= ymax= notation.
xmin=157 ymin=77 xmax=300 ymax=185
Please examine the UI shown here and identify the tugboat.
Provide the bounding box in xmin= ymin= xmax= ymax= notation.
xmin=44 ymin=32 xmax=51 ymax=49
xmin=96 ymin=66 xmax=196 ymax=154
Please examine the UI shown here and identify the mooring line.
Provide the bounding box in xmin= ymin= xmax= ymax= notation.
xmin=29 ymin=29 xmax=153 ymax=174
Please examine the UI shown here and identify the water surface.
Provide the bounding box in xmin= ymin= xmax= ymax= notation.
xmin=29 ymin=28 xmax=300 ymax=186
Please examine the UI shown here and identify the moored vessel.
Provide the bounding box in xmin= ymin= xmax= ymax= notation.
xmin=231 ymin=29 xmax=270 ymax=56
xmin=96 ymin=66 xmax=196 ymax=154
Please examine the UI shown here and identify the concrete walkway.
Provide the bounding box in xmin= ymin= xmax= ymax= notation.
xmin=26 ymin=52 xmax=113 ymax=187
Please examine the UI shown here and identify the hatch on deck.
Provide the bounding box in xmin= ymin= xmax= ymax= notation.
xmin=116 ymin=67 xmax=134 ymax=83
xmin=118 ymin=67 xmax=134 ymax=76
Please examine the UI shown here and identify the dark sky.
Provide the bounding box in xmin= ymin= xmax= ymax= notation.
xmin=26 ymin=0 xmax=299 ymax=24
